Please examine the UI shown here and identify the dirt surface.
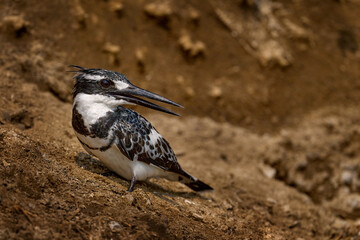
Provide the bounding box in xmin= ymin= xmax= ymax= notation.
xmin=1 ymin=0 xmax=360 ymax=239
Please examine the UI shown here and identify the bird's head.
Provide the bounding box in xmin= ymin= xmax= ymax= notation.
xmin=70 ymin=65 xmax=183 ymax=116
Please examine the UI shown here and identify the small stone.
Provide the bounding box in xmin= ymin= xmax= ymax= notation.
xmin=355 ymin=219 xmax=360 ymax=227
xmin=1 ymin=15 xmax=29 ymax=36
xmin=103 ymin=42 xmax=120 ymax=54
xmin=322 ymin=117 xmax=340 ymax=133
xmin=144 ymin=2 xmax=172 ymax=19
xmin=282 ymin=205 xmax=290 ymax=213
xmin=288 ymin=221 xmax=300 ymax=229
xmin=283 ymin=19 xmax=309 ymax=41
xmin=184 ymin=199 xmax=196 ymax=205
xmin=72 ymin=0 xmax=88 ymax=28
xmin=223 ymin=200 xmax=233 ymax=211
xmin=2 ymin=160 xmax=10 ymax=167
xmin=176 ymin=76 xmax=185 ymax=85
xmin=332 ymin=218 xmax=349 ymax=229
xmin=209 ymin=86 xmax=222 ymax=98
xmin=192 ymin=213 xmax=203 ymax=221
xmin=259 ymin=164 xmax=276 ymax=179
xmin=145 ymin=198 xmax=152 ymax=205
xmin=258 ymin=40 xmax=292 ymax=68
xmin=90 ymin=14 xmax=99 ymax=25
xmin=33 ymin=226 xmax=49 ymax=240
xmin=135 ymin=47 xmax=147 ymax=72
xmin=341 ymin=170 xmax=353 ymax=185
xmin=124 ymin=193 xmax=135 ymax=206
xmin=188 ymin=7 xmax=200 ymax=22
xmin=266 ymin=198 xmax=277 ymax=204
xmin=109 ymin=221 xmax=122 ymax=232
xmin=109 ymin=0 xmax=124 ymax=16
xmin=103 ymin=42 xmax=120 ymax=65
xmin=178 ymin=33 xmax=206 ymax=58
xmin=135 ymin=48 xmax=146 ymax=63
xmin=185 ymin=87 xmax=195 ymax=98
xmin=329 ymin=194 xmax=360 ymax=219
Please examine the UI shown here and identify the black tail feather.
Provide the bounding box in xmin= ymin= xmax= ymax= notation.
xmin=176 ymin=169 xmax=213 ymax=192
xmin=184 ymin=179 xmax=213 ymax=192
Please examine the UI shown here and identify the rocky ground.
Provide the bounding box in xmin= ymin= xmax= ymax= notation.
xmin=0 ymin=0 xmax=360 ymax=239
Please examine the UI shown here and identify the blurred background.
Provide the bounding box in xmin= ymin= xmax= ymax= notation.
xmin=0 ymin=0 xmax=360 ymax=239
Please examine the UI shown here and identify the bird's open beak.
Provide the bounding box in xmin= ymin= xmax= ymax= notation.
xmin=109 ymin=84 xmax=183 ymax=116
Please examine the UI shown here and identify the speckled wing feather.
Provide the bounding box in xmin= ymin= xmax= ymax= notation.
xmin=113 ymin=106 xmax=185 ymax=175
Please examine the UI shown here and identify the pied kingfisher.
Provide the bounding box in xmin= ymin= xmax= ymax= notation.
xmin=70 ymin=65 xmax=213 ymax=192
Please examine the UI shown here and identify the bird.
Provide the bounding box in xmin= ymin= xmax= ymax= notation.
xmin=70 ymin=65 xmax=213 ymax=192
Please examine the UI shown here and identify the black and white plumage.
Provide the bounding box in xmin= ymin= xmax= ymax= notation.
xmin=71 ymin=65 xmax=213 ymax=192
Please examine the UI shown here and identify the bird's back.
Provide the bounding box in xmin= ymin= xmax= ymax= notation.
xmin=112 ymin=106 xmax=183 ymax=174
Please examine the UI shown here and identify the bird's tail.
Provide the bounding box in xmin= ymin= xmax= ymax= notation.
xmin=184 ymin=179 xmax=213 ymax=192
xmin=177 ymin=170 xmax=213 ymax=192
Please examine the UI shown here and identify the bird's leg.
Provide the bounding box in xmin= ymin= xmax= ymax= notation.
xmin=128 ymin=175 xmax=137 ymax=192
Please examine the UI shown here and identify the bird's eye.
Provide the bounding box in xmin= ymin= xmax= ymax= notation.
xmin=100 ymin=79 xmax=112 ymax=88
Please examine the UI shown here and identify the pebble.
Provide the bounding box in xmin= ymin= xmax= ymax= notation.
xmin=185 ymin=87 xmax=195 ymax=98
xmin=124 ymin=193 xmax=135 ymax=206
xmin=1 ymin=15 xmax=29 ymax=35
xmin=259 ymin=164 xmax=276 ymax=179
xmin=332 ymin=218 xmax=349 ymax=229
xmin=103 ymin=42 xmax=120 ymax=54
xmin=223 ymin=200 xmax=233 ymax=211
xmin=109 ymin=221 xmax=122 ymax=232
xmin=135 ymin=47 xmax=147 ymax=70
xmin=102 ymin=42 xmax=121 ymax=65
xmin=188 ymin=7 xmax=200 ymax=22
xmin=178 ymin=34 xmax=206 ymax=58
xmin=341 ymin=170 xmax=353 ymax=185
xmin=144 ymin=2 xmax=172 ymax=19
xmin=109 ymin=1 xmax=124 ymax=16
xmin=209 ymin=86 xmax=222 ymax=98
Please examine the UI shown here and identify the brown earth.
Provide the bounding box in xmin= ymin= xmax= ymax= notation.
xmin=1 ymin=0 xmax=360 ymax=239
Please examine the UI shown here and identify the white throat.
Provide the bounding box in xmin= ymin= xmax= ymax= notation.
xmin=74 ymin=93 xmax=129 ymax=128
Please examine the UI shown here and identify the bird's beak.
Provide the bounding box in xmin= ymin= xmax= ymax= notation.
xmin=109 ymin=84 xmax=183 ymax=116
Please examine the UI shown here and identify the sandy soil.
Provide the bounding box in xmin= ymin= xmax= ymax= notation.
xmin=0 ymin=0 xmax=360 ymax=239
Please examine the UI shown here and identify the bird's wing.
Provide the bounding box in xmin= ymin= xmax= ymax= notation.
xmin=114 ymin=108 xmax=184 ymax=175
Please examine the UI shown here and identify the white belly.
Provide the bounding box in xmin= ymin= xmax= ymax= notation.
xmin=76 ymin=133 xmax=175 ymax=181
